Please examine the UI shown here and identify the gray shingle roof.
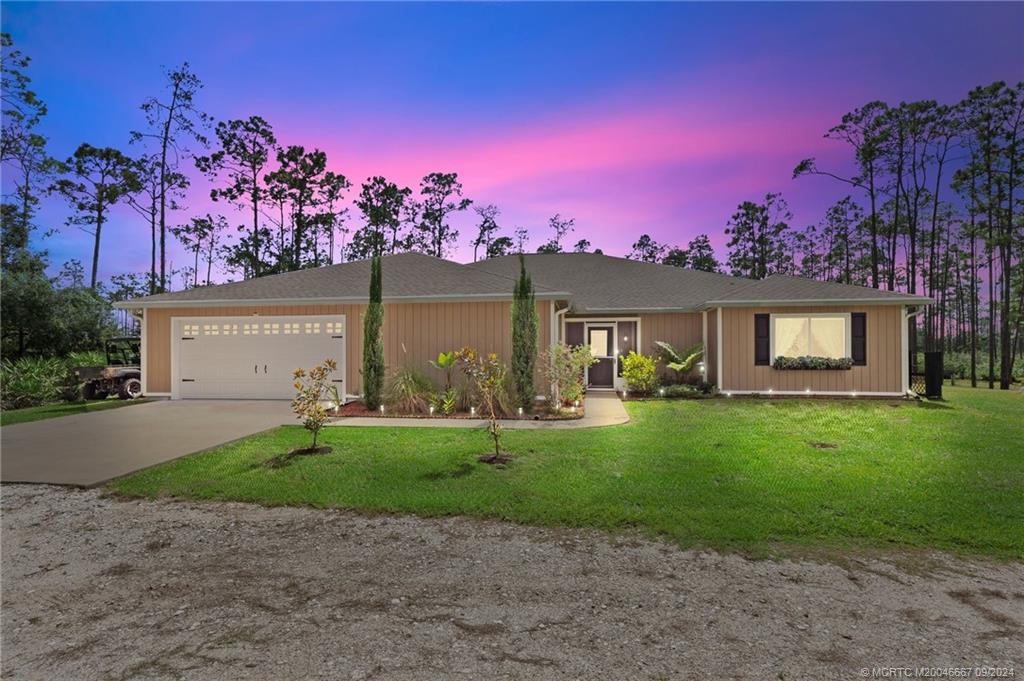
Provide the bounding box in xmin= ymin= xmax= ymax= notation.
xmin=118 ymin=251 xmax=931 ymax=310
xmin=119 ymin=252 xmax=565 ymax=307
xmin=705 ymin=274 xmax=932 ymax=305
xmin=468 ymin=253 xmax=752 ymax=312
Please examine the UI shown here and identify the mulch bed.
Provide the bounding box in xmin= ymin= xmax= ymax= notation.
xmin=329 ymin=401 xmax=584 ymax=421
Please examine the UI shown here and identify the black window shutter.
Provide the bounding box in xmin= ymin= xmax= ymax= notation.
xmin=851 ymin=313 xmax=867 ymax=366
xmin=754 ymin=314 xmax=770 ymax=366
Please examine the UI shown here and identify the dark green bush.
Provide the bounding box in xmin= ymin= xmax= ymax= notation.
xmin=772 ymin=356 xmax=852 ymax=370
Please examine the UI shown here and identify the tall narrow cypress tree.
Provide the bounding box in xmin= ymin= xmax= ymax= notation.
xmin=362 ymin=256 xmax=385 ymax=409
xmin=511 ymin=255 xmax=538 ymax=410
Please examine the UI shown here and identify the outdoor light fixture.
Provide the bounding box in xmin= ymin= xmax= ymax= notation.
xmin=659 ymin=388 xmax=665 ymax=396
xmin=805 ymin=388 xmax=811 ymax=395
xmin=768 ymin=388 xmax=774 ymax=395
xmin=700 ymin=364 xmax=706 ymax=373
xmin=623 ymin=336 xmax=629 ymax=341
xmin=429 ymin=405 xmax=435 ymax=415
xmin=379 ymin=405 xmax=385 ymax=414
xmin=471 ymin=407 xmax=476 ymax=416
xmin=725 ymin=392 xmax=732 ymax=398
xmin=574 ymin=400 xmax=580 ymax=407
xmin=570 ymin=405 xmax=576 ymax=412
xmin=518 ymin=407 xmax=523 ymax=416
xmin=851 ymin=392 xmax=857 ymax=398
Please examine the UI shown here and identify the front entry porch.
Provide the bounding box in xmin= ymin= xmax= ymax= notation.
xmin=564 ymin=318 xmax=639 ymax=392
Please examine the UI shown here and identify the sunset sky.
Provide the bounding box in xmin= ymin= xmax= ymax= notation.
xmin=4 ymin=2 xmax=1022 ymax=283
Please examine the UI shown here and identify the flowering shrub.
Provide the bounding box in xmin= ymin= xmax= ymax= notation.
xmin=542 ymin=343 xmax=597 ymax=406
xmin=621 ymin=351 xmax=658 ymax=394
xmin=772 ymin=356 xmax=853 ymax=370
xmin=291 ymin=359 xmax=341 ymax=449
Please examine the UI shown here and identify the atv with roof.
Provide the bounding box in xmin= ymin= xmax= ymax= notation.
xmin=74 ymin=337 xmax=143 ymax=400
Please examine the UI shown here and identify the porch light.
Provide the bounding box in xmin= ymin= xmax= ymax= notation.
xmin=699 ymin=364 xmax=706 ymax=374
xmin=623 ymin=336 xmax=628 ymax=341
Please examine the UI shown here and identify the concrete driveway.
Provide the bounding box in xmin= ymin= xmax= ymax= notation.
xmin=1 ymin=400 xmax=294 ymax=487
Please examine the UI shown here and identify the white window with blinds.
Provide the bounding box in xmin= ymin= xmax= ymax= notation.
xmin=770 ymin=313 xmax=850 ymax=359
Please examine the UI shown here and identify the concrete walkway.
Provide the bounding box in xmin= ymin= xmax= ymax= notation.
xmin=327 ymin=391 xmax=629 ymax=429
xmin=1 ymin=400 xmax=293 ymax=487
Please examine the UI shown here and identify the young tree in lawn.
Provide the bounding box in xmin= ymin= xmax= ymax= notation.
xmin=536 ymin=214 xmax=575 ymax=253
xmin=352 ymin=176 xmax=411 ymax=259
xmin=487 ymin=235 xmax=514 ymax=259
xmin=51 ymin=144 xmax=140 ymax=289
xmin=628 ymin=234 xmax=665 ymax=262
xmin=724 ymin=193 xmax=794 ymax=279
xmin=471 ymin=204 xmax=500 ymax=262
xmin=685 ymin=234 xmax=720 ymax=272
xmin=195 ymin=116 xmax=277 ymax=278
xmin=131 ymin=63 xmax=211 ymax=292
xmin=455 ymin=347 xmax=508 ymax=461
xmin=510 ymin=255 xmax=538 ymax=411
xmin=362 ymin=255 xmax=385 ymax=410
xmin=418 ymin=172 xmax=471 ymax=258
xmin=794 ymin=101 xmax=889 ymax=288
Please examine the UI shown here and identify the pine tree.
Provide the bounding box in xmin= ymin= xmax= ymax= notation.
xmin=362 ymin=256 xmax=385 ymax=409
xmin=511 ymin=255 xmax=538 ymax=410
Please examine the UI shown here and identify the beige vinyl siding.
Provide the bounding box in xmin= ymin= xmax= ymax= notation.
xmin=145 ymin=299 xmax=552 ymax=396
xmin=719 ymin=305 xmax=903 ymax=394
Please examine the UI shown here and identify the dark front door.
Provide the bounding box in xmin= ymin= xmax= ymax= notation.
xmin=587 ymin=325 xmax=615 ymax=388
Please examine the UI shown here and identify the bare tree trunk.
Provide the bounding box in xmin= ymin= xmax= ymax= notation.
xmin=90 ymin=203 xmax=104 ymax=289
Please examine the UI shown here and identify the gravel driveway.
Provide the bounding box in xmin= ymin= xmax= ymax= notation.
xmin=2 ymin=485 xmax=1021 ymax=680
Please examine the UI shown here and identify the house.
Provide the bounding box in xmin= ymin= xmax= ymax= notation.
xmin=115 ymin=252 xmax=930 ymax=400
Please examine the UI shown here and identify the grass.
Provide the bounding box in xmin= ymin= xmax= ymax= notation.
xmin=109 ymin=386 xmax=1024 ymax=559
xmin=1 ymin=398 xmax=151 ymax=426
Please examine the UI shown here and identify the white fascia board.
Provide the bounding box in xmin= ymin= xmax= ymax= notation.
xmin=703 ymin=297 xmax=933 ymax=307
xmin=116 ymin=291 xmax=572 ymax=310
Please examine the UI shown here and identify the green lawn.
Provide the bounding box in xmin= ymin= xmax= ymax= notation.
xmin=110 ymin=386 xmax=1023 ymax=559
xmin=1 ymin=398 xmax=151 ymax=426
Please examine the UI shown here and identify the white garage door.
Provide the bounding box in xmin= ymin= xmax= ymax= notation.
xmin=172 ymin=315 xmax=346 ymax=399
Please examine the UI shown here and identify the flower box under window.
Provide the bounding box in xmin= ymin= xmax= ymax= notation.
xmin=772 ymin=356 xmax=853 ymax=371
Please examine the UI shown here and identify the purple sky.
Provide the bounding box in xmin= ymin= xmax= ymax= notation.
xmin=3 ymin=2 xmax=1022 ymax=283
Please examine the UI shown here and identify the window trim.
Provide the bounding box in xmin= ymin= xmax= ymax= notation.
xmin=769 ymin=312 xmax=852 ymax=360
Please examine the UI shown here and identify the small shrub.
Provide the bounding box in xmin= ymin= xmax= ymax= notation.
xmin=772 ymin=356 xmax=853 ymax=370
xmin=430 ymin=386 xmax=458 ymax=415
xmin=1 ymin=357 xmax=67 ymax=409
xmin=291 ymin=359 xmax=341 ymax=449
xmin=385 ymin=368 xmax=434 ymax=414
xmin=542 ymin=343 xmax=597 ymax=406
xmin=621 ymin=351 xmax=657 ymax=394
xmin=654 ymin=340 xmax=704 ymax=381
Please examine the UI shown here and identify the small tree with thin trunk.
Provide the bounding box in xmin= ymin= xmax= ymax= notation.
xmin=455 ymin=347 xmax=507 ymax=462
xmin=362 ymin=255 xmax=385 ymax=409
xmin=510 ymin=255 xmax=538 ymax=410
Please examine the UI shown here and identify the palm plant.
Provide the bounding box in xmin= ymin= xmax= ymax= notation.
xmin=429 ymin=351 xmax=457 ymax=390
xmin=654 ymin=341 xmax=704 ymax=377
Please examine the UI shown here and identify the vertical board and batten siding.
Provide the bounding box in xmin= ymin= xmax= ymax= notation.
xmin=638 ymin=312 xmax=704 ymax=381
xmin=719 ymin=305 xmax=903 ymax=393
xmin=705 ymin=311 xmax=718 ymax=384
xmin=146 ymin=299 xmax=551 ymax=396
